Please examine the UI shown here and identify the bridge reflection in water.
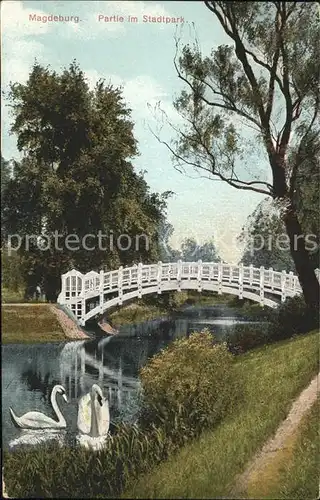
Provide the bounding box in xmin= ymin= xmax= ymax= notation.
xmin=59 ymin=339 xmax=140 ymax=408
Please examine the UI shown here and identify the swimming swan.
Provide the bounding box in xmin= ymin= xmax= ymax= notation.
xmin=76 ymin=384 xmax=110 ymax=450
xmin=9 ymin=385 xmax=68 ymax=429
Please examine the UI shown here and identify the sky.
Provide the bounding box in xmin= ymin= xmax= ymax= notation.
xmin=1 ymin=0 xmax=269 ymax=263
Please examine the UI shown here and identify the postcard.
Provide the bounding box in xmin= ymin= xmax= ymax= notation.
xmin=2 ymin=1 xmax=319 ymax=498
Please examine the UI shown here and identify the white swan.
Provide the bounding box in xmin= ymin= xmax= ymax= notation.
xmin=76 ymin=384 xmax=110 ymax=450
xmin=9 ymin=385 xmax=68 ymax=429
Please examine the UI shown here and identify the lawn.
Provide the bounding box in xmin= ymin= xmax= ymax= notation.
xmin=2 ymin=305 xmax=66 ymax=343
xmin=124 ymin=329 xmax=319 ymax=499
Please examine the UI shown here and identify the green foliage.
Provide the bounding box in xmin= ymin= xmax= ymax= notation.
xmin=142 ymin=290 xmax=188 ymax=311
xmin=2 ymin=62 xmax=170 ymax=299
xmin=227 ymin=295 xmax=319 ymax=355
xmin=3 ymin=424 xmax=170 ymax=498
xmin=269 ymin=398 xmax=320 ymax=499
xmin=1 ymin=156 xmax=11 ymax=200
xmin=225 ymin=324 xmax=270 ymax=355
xmin=269 ymin=295 xmax=319 ymax=341
xmin=180 ymin=237 xmax=219 ymax=262
xmin=139 ymin=330 xmax=241 ymax=443
xmin=158 ymin=230 xmax=220 ymax=264
xmin=238 ymin=199 xmax=295 ymax=272
xmin=1 ymin=247 xmax=26 ymax=292
xmin=291 ymin=134 xmax=320 ymax=269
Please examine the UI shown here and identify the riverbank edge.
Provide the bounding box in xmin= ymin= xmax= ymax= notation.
xmin=2 ymin=293 xmax=268 ymax=344
xmin=2 ymin=304 xmax=89 ymax=343
xmin=49 ymin=305 xmax=89 ymax=340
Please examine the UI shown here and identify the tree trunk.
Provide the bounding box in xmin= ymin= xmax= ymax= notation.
xmin=283 ymin=204 xmax=320 ymax=310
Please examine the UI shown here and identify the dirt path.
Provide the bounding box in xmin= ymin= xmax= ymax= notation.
xmin=233 ymin=372 xmax=320 ymax=497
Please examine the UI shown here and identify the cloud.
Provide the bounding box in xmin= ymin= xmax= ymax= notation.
xmin=1 ymin=0 xmax=51 ymax=37
xmin=84 ymin=69 xmax=180 ymax=126
xmin=1 ymin=1 xmax=54 ymax=88
xmin=1 ymin=1 xmax=54 ymax=158
xmin=2 ymin=39 xmax=48 ymax=87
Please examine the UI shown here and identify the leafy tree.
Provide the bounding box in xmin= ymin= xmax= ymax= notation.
xmin=158 ymin=2 xmax=319 ymax=309
xmin=158 ymin=222 xmax=182 ymax=262
xmin=180 ymin=237 xmax=219 ymax=262
xmin=1 ymin=248 xmax=26 ymax=292
xmin=2 ymin=62 xmax=169 ymax=300
xmin=239 ymin=198 xmax=295 ymax=272
xmin=1 ymin=156 xmax=11 ymax=197
xmin=292 ymin=137 xmax=320 ymax=268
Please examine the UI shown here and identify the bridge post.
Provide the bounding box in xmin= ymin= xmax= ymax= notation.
xmin=99 ymin=270 xmax=104 ymax=313
xmin=281 ymin=270 xmax=287 ymax=302
xmin=157 ymin=261 xmax=162 ymax=294
xmin=177 ymin=259 xmax=182 ymax=291
xmin=80 ymin=298 xmax=86 ymax=325
xmin=59 ymin=273 xmax=66 ymax=304
xmin=197 ymin=260 xmax=203 ymax=292
xmin=118 ymin=266 xmax=123 ymax=305
xmin=228 ymin=263 xmax=233 ymax=283
xmin=269 ymin=267 xmax=274 ymax=290
xmin=218 ymin=261 xmax=222 ymax=294
xmin=249 ymin=265 xmax=253 ymax=286
xmin=260 ymin=266 xmax=265 ymax=306
xmin=293 ymin=275 xmax=300 ymax=294
xmin=138 ymin=262 xmax=143 ymax=298
xmin=288 ymin=271 xmax=294 ymax=296
xmin=238 ymin=263 xmax=243 ymax=299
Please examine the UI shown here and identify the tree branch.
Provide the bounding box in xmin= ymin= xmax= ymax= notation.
xmin=277 ymin=2 xmax=293 ymax=159
xmin=147 ymin=121 xmax=272 ymax=197
xmin=173 ymin=37 xmax=262 ymax=132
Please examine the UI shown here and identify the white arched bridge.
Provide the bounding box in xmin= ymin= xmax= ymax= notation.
xmin=57 ymin=261 xmax=319 ymax=326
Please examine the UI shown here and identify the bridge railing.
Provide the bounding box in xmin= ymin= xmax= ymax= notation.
xmin=78 ymin=262 xmax=303 ymax=295
xmin=57 ymin=262 xmax=319 ymax=324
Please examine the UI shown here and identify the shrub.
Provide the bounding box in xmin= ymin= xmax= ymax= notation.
xmin=269 ymin=295 xmax=319 ymax=341
xmin=225 ymin=324 xmax=271 ymax=355
xmin=139 ymin=329 xmax=242 ymax=444
xmin=142 ymin=291 xmax=188 ymax=310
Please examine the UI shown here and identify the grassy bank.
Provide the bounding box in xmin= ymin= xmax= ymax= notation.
xmin=124 ymin=329 xmax=319 ymax=498
xmin=3 ymin=305 xmax=71 ymax=343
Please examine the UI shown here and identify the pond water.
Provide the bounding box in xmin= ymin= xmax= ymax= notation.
xmin=2 ymin=304 xmax=266 ymax=450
